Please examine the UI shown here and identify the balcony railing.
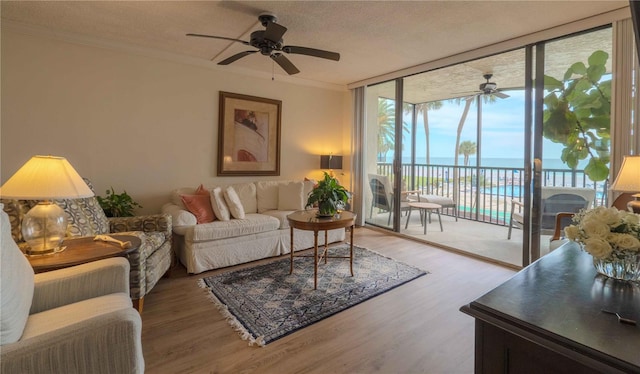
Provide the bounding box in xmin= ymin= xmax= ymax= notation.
xmin=376 ymin=162 xmax=606 ymax=226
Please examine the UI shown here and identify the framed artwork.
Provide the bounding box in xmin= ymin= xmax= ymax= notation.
xmin=217 ymin=91 xmax=282 ymax=176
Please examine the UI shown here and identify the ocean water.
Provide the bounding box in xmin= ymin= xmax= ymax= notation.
xmin=400 ymin=157 xmax=589 ymax=170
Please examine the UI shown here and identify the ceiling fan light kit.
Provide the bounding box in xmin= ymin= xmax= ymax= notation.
xmin=187 ymin=12 xmax=340 ymax=75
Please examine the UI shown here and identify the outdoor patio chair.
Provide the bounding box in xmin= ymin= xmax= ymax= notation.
xmin=368 ymin=174 xmax=416 ymax=225
xmin=507 ymin=186 xmax=595 ymax=239
xmin=549 ymin=212 xmax=576 ymax=251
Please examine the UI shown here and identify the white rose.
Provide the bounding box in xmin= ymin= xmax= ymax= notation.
xmin=608 ymin=233 xmax=640 ymax=250
xmin=564 ymin=225 xmax=580 ymax=241
xmin=621 ymin=211 xmax=640 ymax=226
xmin=580 ymin=218 xmax=610 ymax=238
xmin=598 ymin=207 xmax=622 ymax=225
xmin=583 ymin=237 xmax=613 ymax=259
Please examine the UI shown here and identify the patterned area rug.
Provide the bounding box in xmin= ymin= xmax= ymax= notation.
xmin=198 ymin=245 xmax=427 ymax=346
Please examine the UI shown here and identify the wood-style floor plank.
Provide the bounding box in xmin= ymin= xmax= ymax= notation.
xmin=141 ymin=227 xmax=515 ymax=373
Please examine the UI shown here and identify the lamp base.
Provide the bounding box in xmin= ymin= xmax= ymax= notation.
xmin=21 ymin=202 xmax=67 ymax=256
xmin=628 ymin=194 xmax=640 ymax=214
xmin=25 ymin=245 xmax=66 ymax=256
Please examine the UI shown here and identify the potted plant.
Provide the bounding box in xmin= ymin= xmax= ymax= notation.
xmin=97 ymin=187 xmax=142 ymax=217
xmin=306 ymin=172 xmax=349 ymax=217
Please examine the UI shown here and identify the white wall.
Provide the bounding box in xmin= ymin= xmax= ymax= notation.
xmin=1 ymin=30 xmax=350 ymax=214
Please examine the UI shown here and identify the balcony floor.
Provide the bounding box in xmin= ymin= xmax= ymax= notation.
xmin=367 ymin=211 xmax=554 ymax=268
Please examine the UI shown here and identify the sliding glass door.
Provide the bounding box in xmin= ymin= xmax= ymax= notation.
xmin=360 ymin=26 xmax=612 ymax=268
xmin=530 ymin=27 xmax=612 ymax=262
xmin=364 ymin=80 xmax=405 ymax=231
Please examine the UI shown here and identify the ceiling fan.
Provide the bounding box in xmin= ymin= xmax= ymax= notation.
xmin=186 ymin=13 xmax=340 ymax=75
xmin=473 ymin=74 xmax=510 ymax=99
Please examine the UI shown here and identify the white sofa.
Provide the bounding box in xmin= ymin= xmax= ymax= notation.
xmin=162 ymin=180 xmax=346 ymax=274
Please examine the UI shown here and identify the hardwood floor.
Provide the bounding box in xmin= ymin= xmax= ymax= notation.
xmin=141 ymin=227 xmax=516 ymax=373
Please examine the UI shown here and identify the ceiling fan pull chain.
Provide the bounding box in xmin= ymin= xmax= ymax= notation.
xmin=272 ymin=59 xmax=275 ymax=81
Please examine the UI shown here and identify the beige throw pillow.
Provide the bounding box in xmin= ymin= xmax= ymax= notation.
xmin=210 ymin=187 xmax=231 ymax=221
xmin=224 ymin=186 xmax=245 ymax=219
xmin=278 ymin=181 xmax=305 ymax=211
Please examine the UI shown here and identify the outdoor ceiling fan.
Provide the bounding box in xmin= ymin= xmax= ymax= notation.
xmin=186 ymin=13 xmax=340 ymax=75
xmin=456 ymin=74 xmax=510 ymax=99
xmin=476 ymin=74 xmax=510 ymax=98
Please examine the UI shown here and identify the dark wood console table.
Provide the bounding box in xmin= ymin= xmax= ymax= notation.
xmin=461 ymin=242 xmax=640 ymax=374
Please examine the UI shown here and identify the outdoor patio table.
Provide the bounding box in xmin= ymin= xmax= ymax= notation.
xmin=405 ymin=202 xmax=443 ymax=235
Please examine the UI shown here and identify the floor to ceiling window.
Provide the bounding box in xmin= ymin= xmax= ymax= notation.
xmin=362 ymin=26 xmax=613 ymax=268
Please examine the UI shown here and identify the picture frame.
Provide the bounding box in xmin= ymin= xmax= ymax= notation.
xmin=217 ymin=91 xmax=282 ymax=176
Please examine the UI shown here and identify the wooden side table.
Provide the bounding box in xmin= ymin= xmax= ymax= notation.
xmin=287 ymin=209 xmax=356 ymax=289
xmin=27 ymin=235 xmax=141 ymax=273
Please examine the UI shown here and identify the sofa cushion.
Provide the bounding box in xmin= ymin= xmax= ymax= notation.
xmin=230 ymin=182 xmax=257 ymax=214
xmin=260 ymin=209 xmax=296 ymax=230
xmin=224 ymin=186 xmax=245 ymax=219
xmin=187 ymin=213 xmax=280 ymax=241
xmin=303 ymin=179 xmax=316 ymax=205
xmin=256 ymin=181 xmax=282 ymax=213
xmin=20 ymin=293 xmax=132 ymax=340
xmin=181 ymin=194 xmax=215 ymax=224
xmin=210 ymin=187 xmax=230 ymax=221
xmin=278 ymin=182 xmax=304 ymax=211
xmin=0 ymin=207 xmax=35 ymax=345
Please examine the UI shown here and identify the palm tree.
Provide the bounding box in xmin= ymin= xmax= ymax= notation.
xmin=458 ymin=140 xmax=477 ymax=166
xmin=415 ymin=101 xmax=443 ymax=165
xmin=452 ymin=94 xmax=497 ymax=202
xmin=377 ymin=99 xmax=395 ymax=162
xmin=378 ymin=98 xmax=409 ymax=162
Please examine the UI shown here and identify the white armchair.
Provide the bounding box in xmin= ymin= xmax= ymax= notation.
xmin=0 ymin=208 xmax=144 ymax=373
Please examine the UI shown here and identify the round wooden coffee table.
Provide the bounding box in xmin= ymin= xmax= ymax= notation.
xmin=287 ymin=209 xmax=356 ymax=289
xmin=27 ymin=234 xmax=141 ymax=273
xmin=405 ymin=202 xmax=443 ymax=235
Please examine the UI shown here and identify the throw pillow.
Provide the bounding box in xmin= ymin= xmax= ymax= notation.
xmin=210 ymin=187 xmax=231 ymax=221
xmin=278 ymin=181 xmax=305 ymax=210
xmin=180 ymin=194 xmax=215 ymax=224
xmin=195 ymin=184 xmax=208 ymax=195
xmin=0 ymin=207 xmax=35 ymax=344
xmin=170 ymin=187 xmax=197 ymax=209
xmin=224 ymin=186 xmax=245 ymax=219
xmin=162 ymin=203 xmax=197 ymax=227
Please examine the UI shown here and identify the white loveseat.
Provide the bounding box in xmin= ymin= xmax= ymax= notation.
xmin=162 ymin=180 xmax=346 ymax=274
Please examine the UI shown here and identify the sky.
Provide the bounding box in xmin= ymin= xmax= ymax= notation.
xmin=398 ymin=90 xmax=573 ymax=165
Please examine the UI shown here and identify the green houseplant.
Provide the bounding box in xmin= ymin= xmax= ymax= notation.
xmin=306 ymin=172 xmax=349 ymax=217
xmin=542 ymin=50 xmax=611 ymax=182
xmin=97 ymin=187 xmax=142 ymax=217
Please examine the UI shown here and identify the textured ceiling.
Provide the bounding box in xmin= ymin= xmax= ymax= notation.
xmin=1 ymin=0 xmax=628 ymax=101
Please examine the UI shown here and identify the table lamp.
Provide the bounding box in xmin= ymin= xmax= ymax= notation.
xmin=0 ymin=155 xmax=94 ymax=255
xmin=609 ymin=155 xmax=640 ymax=213
xmin=320 ymin=154 xmax=343 ymax=177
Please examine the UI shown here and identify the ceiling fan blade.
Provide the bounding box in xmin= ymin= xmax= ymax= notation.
xmin=264 ymin=22 xmax=287 ymax=42
xmin=270 ymin=53 xmax=300 ymax=75
xmin=186 ymin=33 xmax=250 ymax=45
xmin=282 ymin=46 xmax=340 ymax=61
xmin=218 ymin=50 xmax=258 ymax=65
xmin=494 ymin=91 xmax=510 ymax=99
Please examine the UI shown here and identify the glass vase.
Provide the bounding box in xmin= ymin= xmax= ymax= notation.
xmin=593 ymin=250 xmax=640 ymax=282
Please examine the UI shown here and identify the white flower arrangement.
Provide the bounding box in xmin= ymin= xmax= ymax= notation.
xmin=564 ymin=206 xmax=640 ymax=260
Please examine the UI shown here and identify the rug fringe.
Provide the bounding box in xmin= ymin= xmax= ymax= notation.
xmin=198 ymin=278 xmax=265 ymax=347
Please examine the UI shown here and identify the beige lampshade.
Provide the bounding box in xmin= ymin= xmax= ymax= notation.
xmin=609 ymin=155 xmax=640 ymax=192
xmin=0 ymin=155 xmax=94 ymax=199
